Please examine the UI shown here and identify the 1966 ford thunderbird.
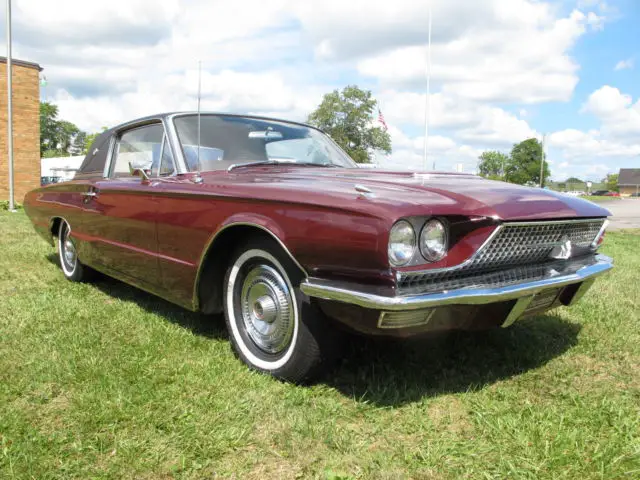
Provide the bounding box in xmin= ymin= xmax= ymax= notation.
xmin=24 ymin=112 xmax=613 ymax=382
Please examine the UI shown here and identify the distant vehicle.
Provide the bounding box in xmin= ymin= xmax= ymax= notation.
xmin=40 ymin=176 xmax=62 ymax=186
xmin=564 ymin=191 xmax=586 ymax=197
xmin=591 ymin=190 xmax=610 ymax=196
xmin=629 ymin=192 xmax=640 ymax=198
xmin=603 ymin=192 xmax=620 ymax=197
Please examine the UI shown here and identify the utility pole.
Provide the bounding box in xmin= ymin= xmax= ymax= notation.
xmin=540 ymin=133 xmax=547 ymax=188
xmin=6 ymin=0 xmax=15 ymax=211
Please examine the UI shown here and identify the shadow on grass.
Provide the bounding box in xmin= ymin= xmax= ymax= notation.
xmin=45 ymin=254 xmax=226 ymax=339
xmin=326 ymin=316 xmax=581 ymax=406
xmin=46 ymin=254 xmax=581 ymax=405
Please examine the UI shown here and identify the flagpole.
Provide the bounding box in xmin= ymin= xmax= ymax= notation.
xmin=422 ymin=3 xmax=432 ymax=171
xmin=6 ymin=0 xmax=15 ymax=211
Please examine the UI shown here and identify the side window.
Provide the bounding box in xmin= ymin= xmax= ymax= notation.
xmin=111 ymin=124 xmax=164 ymax=178
xmin=158 ymin=136 xmax=176 ymax=176
xmin=77 ymin=134 xmax=110 ymax=176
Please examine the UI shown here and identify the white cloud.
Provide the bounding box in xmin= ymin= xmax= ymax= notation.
xmin=614 ymin=58 xmax=634 ymax=70
xmin=581 ymin=86 xmax=640 ymax=139
xmin=356 ymin=6 xmax=604 ymax=104
xmin=549 ymin=128 xmax=640 ymax=158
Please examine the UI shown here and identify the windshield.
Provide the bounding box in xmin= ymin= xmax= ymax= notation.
xmin=174 ymin=115 xmax=356 ymax=172
xmin=173 ymin=114 xmax=357 ymax=171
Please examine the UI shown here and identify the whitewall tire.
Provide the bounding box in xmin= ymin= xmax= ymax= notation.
xmin=223 ymin=238 xmax=340 ymax=383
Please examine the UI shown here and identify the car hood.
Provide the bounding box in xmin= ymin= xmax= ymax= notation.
xmin=201 ymin=168 xmax=611 ymax=221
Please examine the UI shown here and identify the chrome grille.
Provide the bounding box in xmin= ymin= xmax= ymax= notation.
xmin=398 ymin=219 xmax=605 ymax=292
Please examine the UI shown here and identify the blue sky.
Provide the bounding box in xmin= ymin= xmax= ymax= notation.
xmin=1 ymin=0 xmax=638 ymax=180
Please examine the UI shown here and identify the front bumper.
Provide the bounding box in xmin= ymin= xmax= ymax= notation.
xmin=300 ymin=254 xmax=613 ymax=333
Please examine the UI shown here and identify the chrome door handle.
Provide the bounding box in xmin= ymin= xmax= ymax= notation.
xmin=82 ymin=191 xmax=98 ymax=197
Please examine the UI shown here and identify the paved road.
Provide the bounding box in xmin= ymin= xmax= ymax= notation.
xmin=595 ymin=198 xmax=640 ymax=230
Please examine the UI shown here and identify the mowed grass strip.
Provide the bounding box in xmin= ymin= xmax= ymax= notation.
xmin=1 ymin=211 xmax=639 ymax=479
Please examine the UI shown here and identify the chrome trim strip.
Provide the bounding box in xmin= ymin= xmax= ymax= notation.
xmin=591 ymin=219 xmax=609 ymax=249
xmin=192 ymin=221 xmax=308 ymax=310
xmin=164 ymin=114 xmax=189 ymax=174
xmin=397 ymin=217 xmax=607 ymax=280
xmin=301 ymin=254 xmax=613 ymax=311
xmin=102 ymin=135 xmax=116 ymax=179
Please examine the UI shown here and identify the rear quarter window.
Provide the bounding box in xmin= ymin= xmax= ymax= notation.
xmin=77 ymin=134 xmax=112 ymax=177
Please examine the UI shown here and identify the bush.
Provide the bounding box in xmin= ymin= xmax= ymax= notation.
xmin=0 ymin=200 xmax=22 ymax=211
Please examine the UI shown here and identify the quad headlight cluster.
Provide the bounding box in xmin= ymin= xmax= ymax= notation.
xmin=388 ymin=219 xmax=449 ymax=267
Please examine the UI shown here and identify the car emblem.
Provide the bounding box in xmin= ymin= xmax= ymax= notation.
xmin=549 ymin=235 xmax=572 ymax=260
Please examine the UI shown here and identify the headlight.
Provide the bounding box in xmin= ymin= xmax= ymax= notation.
xmin=419 ymin=219 xmax=448 ymax=262
xmin=388 ymin=220 xmax=416 ymax=266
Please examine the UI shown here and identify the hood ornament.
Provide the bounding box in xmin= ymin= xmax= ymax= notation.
xmin=355 ymin=184 xmax=375 ymax=199
xmin=549 ymin=235 xmax=572 ymax=260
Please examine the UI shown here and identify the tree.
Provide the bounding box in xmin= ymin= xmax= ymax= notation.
xmin=605 ymin=173 xmax=619 ymax=192
xmin=307 ymin=85 xmax=391 ymax=163
xmin=565 ymin=177 xmax=583 ymax=184
xmin=39 ymin=101 xmax=86 ymax=157
xmin=40 ymin=102 xmax=60 ymax=155
xmin=477 ymin=151 xmax=509 ymax=179
xmin=505 ymin=138 xmax=551 ymax=186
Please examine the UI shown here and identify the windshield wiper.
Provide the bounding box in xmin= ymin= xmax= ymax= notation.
xmin=228 ymin=161 xmax=342 ymax=172
xmin=294 ymin=162 xmax=342 ymax=168
xmin=227 ymin=161 xmax=279 ymax=172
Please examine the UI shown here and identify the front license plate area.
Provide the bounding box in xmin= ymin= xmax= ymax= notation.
xmin=524 ymin=288 xmax=561 ymax=313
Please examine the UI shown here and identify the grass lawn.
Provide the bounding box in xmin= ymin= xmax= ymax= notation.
xmin=579 ymin=195 xmax=622 ymax=202
xmin=1 ymin=211 xmax=639 ymax=479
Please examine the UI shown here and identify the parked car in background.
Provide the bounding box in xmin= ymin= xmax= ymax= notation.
xmin=23 ymin=112 xmax=614 ymax=382
xmin=590 ymin=190 xmax=610 ymax=196
xmin=603 ymin=192 xmax=620 ymax=197
xmin=629 ymin=192 xmax=640 ymax=198
xmin=563 ymin=191 xmax=586 ymax=197
xmin=40 ymin=176 xmax=62 ymax=186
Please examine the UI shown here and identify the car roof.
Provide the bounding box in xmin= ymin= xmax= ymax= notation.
xmin=104 ymin=112 xmax=320 ymax=136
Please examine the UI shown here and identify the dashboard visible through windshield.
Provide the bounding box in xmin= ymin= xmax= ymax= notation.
xmin=173 ymin=114 xmax=356 ymax=171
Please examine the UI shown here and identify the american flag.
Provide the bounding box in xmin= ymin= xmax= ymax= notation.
xmin=377 ymin=108 xmax=388 ymax=131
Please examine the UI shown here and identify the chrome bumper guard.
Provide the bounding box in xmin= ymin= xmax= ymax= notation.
xmin=300 ymin=254 xmax=613 ymax=313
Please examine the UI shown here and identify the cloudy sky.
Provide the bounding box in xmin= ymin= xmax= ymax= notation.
xmin=2 ymin=0 xmax=639 ymax=180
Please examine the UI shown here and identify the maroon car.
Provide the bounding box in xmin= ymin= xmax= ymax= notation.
xmin=24 ymin=112 xmax=613 ymax=382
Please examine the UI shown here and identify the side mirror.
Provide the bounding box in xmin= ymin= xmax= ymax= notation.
xmin=129 ymin=158 xmax=152 ymax=180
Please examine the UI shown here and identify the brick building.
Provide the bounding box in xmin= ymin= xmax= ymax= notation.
xmin=0 ymin=56 xmax=42 ymax=204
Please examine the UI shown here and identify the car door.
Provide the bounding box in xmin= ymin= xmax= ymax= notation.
xmin=82 ymin=122 xmax=164 ymax=287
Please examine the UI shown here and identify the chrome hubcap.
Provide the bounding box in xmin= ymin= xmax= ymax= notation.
xmin=63 ymin=230 xmax=77 ymax=267
xmin=240 ymin=264 xmax=294 ymax=354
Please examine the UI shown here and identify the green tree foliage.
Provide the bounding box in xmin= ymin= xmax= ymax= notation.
xmin=505 ymin=138 xmax=551 ymax=186
xmin=565 ymin=177 xmax=583 ymax=184
xmin=477 ymin=151 xmax=509 ymax=179
xmin=307 ymin=85 xmax=391 ymax=163
xmin=39 ymin=101 xmax=86 ymax=157
xmin=605 ymin=173 xmax=619 ymax=192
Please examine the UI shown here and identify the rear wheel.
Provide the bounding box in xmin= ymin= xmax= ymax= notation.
xmin=57 ymin=220 xmax=91 ymax=282
xmin=223 ymin=238 xmax=340 ymax=383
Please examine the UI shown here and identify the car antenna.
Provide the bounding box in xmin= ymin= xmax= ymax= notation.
xmin=193 ymin=60 xmax=204 ymax=184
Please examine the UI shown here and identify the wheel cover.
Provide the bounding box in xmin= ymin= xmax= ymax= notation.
xmin=61 ymin=225 xmax=77 ymax=271
xmin=239 ymin=264 xmax=294 ymax=354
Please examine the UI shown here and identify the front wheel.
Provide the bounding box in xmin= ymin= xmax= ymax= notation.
xmin=223 ymin=238 xmax=340 ymax=383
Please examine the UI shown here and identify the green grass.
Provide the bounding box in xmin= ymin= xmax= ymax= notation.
xmin=1 ymin=211 xmax=639 ymax=479
xmin=579 ymin=195 xmax=621 ymax=202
